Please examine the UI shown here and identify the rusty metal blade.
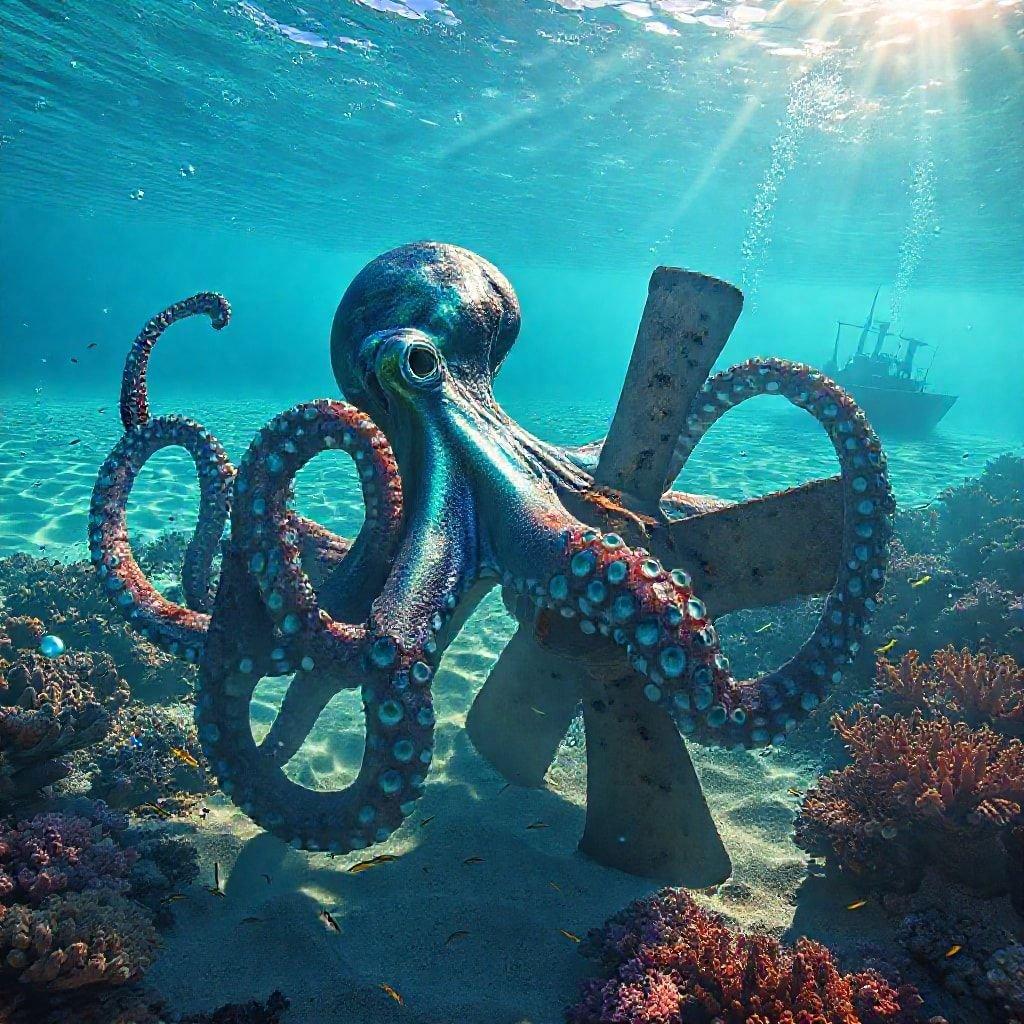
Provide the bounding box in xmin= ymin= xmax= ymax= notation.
xmin=595 ymin=268 xmax=743 ymax=507
xmin=647 ymin=475 xmax=844 ymax=617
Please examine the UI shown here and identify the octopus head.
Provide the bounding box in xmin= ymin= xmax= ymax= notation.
xmin=331 ymin=241 xmax=520 ymax=425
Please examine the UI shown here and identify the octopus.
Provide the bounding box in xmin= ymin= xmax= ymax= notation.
xmin=89 ymin=242 xmax=894 ymax=885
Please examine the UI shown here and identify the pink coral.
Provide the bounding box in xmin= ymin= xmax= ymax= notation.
xmin=566 ymin=889 xmax=930 ymax=1024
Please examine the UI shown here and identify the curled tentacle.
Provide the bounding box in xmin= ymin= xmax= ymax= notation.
xmin=92 ymin=295 xmax=235 ymax=651
xmin=89 ymin=415 xmax=233 ymax=660
xmin=120 ymin=292 xmax=231 ymax=430
xmin=196 ymin=400 xmax=444 ymax=852
xmin=502 ymin=358 xmax=892 ymax=748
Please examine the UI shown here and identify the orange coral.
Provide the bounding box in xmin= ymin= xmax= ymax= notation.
xmin=877 ymin=647 xmax=1024 ymax=735
xmin=796 ymin=705 xmax=1024 ymax=901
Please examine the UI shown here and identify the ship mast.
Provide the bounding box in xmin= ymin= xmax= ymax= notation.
xmin=855 ymin=287 xmax=881 ymax=356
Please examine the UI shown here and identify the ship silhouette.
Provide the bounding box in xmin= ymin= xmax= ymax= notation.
xmin=824 ymin=288 xmax=957 ymax=435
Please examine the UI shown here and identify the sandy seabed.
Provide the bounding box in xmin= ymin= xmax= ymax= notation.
xmin=146 ymin=591 xmax=881 ymax=1024
xmin=3 ymin=393 xmax=1017 ymax=1021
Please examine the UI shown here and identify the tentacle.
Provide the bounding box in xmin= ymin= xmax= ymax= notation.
xmin=501 ymin=358 xmax=892 ymax=748
xmin=92 ymin=294 xmax=235 ymax=649
xmin=89 ymin=415 xmax=233 ymax=660
xmin=120 ymin=292 xmax=231 ymax=430
xmin=195 ymin=401 xmax=452 ymax=853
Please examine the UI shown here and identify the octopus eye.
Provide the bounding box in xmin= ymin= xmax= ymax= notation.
xmin=403 ymin=342 xmax=441 ymax=387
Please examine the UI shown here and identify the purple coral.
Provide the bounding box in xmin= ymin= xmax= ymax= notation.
xmin=0 ymin=805 xmax=137 ymax=906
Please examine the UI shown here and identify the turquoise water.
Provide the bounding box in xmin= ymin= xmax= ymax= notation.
xmin=1 ymin=4 xmax=1023 ymax=1023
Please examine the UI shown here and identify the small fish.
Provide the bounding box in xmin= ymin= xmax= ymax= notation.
xmin=962 ymin=452 xmax=970 ymax=459
xmin=419 ymin=815 xmax=435 ymax=827
xmin=87 ymin=342 xmax=97 ymax=349
xmin=160 ymin=893 xmax=187 ymax=904
xmin=526 ymin=821 xmax=549 ymax=830
xmin=846 ymin=899 xmax=868 ymax=910
xmin=910 ymin=574 xmax=932 ymax=588
xmin=319 ymin=909 xmax=341 ymax=933
xmin=215 ymin=862 xmax=221 ymax=889
xmin=787 ymin=786 xmax=803 ymax=798
xmin=97 ymin=407 xmax=106 ymax=413
xmin=169 ymin=746 xmax=200 ymax=768
xmin=444 ymin=929 xmax=470 ymax=946
xmin=945 ymin=944 xmax=962 ymax=958
xmin=141 ymin=802 xmax=172 ymax=819
xmin=206 ymin=886 xmax=225 ymax=898
xmin=241 ymin=916 xmax=263 ymax=924
xmin=497 ymin=782 xmax=511 ymax=795
xmin=755 ymin=623 xmax=773 ymax=634
xmin=875 ymin=640 xmax=898 ymax=655
xmin=530 ymin=705 xmax=546 ymax=716
xmin=559 ymin=929 xmax=581 ymax=943
xmin=70 ymin=357 xmax=78 ymax=364
xmin=462 ymin=856 xmax=483 ymax=866
xmin=349 ymin=854 xmax=399 ymax=874
xmin=261 ymin=873 xmax=272 ymax=885
xmin=548 ymin=881 xmax=561 ymax=893
xmin=379 ymin=983 xmax=404 ymax=1006
xmin=68 ymin=438 xmax=80 ymax=445
xmin=699 ymin=884 xmax=720 ymax=896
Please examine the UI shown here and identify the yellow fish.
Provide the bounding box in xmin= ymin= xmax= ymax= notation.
xmin=787 ymin=786 xmax=803 ymax=798
xmin=349 ymin=854 xmax=399 ymax=874
xmin=170 ymin=746 xmax=200 ymax=768
xmin=379 ymin=983 xmax=404 ymax=1006
xmin=559 ymin=929 xmax=581 ymax=943
xmin=945 ymin=944 xmax=963 ymax=958
xmin=910 ymin=575 xmax=932 ymax=588
xmin=755 ymin=623 xmax=773 ymax=634
xmin=875 ymin=640 xmax=898 ymax=655
xmin=141 ymin=802 xmax=172 ymax=819
xmin=846 ymin=899 xmax=868 ymax=910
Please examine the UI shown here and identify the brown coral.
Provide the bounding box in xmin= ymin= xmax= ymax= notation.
xmin=0 ymin=889 xmax=157 ymax=991
xmin=1 ymin=644 xmax=115 ymax=806
xmin=796 ymin=705 xmax=1024 ymax=902
xmin=878 ymin=647 xmax=1024 ymax=736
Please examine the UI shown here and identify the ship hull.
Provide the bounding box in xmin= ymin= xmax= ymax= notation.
xmin=835 ymin=382 xmax=957 ymax=435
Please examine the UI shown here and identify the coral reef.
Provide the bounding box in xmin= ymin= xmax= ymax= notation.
xmin=0 ymin=888 xmax=157 ymax=991
xmin=0 ymin=805 xmax=137 ymax=905
xmin=177 ymin=990 xmax=290 ymax=1024
xmin=566 ymin=888 xmax=933 ymax=1024
xmin=85 ymin=701 xmax=210 ymax=809
xmin=880 ymin=871 xmax=1024 ymax=1024
xmin=0 ymin=552 xmax=196 ymax=703
xmin=795 ymin=705 xmax=1024 ymax=905
xmin=877 ymin=647 xmax=1024 ymax=736
xmin=1 ymin=628 xmax=114 ymax=805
